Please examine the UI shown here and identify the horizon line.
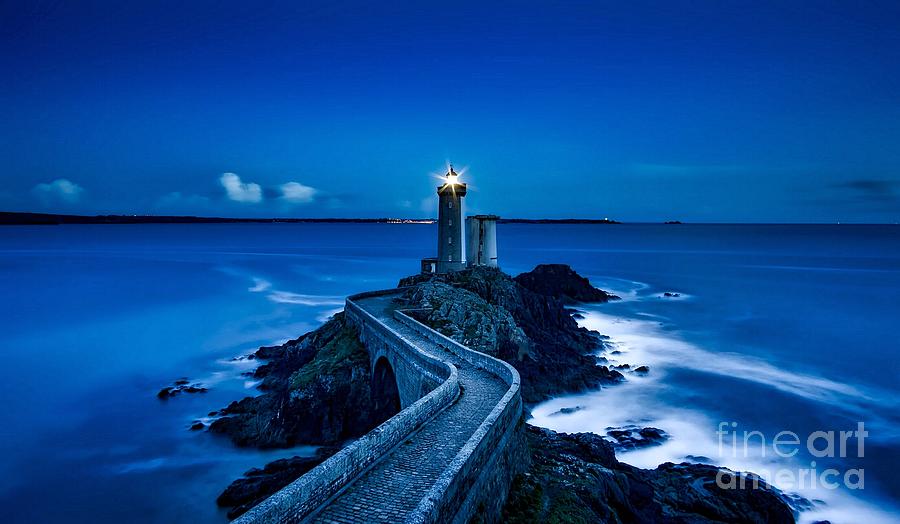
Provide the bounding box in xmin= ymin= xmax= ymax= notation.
xmin=0 ymin=211 xmax=897 ymax=226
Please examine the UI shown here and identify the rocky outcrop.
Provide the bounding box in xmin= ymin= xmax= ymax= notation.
xmin=217 ymin=447 xmax=340 ymax=519
xmin=504 ymin=425 xmax=795 ymax=524
xmin=209 ymin=265 xmax=790 ymax=523
xmin=209 ymin=313 xmax=397 ymax=448
xmin=605 ymin=425 xmax=669 ymax=450
xmin=157 ymin=378 xmax=208 ymax=399
xmin=514 ymin=263 xmax=619 ymax=303
xmin=399 ymin=266 xmax=623 ymax=403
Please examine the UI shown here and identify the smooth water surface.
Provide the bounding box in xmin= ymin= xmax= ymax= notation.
xmin=0 ymin=223 xmax=897 ymax=523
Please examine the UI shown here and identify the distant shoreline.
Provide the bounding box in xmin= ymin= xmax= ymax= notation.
xmin=1 ymin=211 xmax=895 ymax=226
xmin=0 ymin=211 xmax=621 ymax=226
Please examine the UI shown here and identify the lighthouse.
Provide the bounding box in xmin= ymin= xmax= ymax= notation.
xmin=435 ymin=165 xmax=467 ymax=273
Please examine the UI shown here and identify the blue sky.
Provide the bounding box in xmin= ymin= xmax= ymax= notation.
xmin=1 ymin=1 xmax=899 ymax=222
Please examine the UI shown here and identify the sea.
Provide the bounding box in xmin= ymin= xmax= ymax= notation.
xmin=0 ymin=223 xmax=897 ymax=523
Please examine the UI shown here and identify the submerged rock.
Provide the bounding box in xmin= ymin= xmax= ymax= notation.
xmin=156 ymin=380 xmax=207 ymax=399
xmin=548 ymin=405 xmax=587 ymax=416
xmin=503 ymin=425 xmax=795 ymax=524
xmin=605 ymin=425 xmax=669 ymax=450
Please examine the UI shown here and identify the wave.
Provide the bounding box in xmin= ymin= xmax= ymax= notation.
xmin=248 ymin=277 xmax=272 ymax=292
xmin=578 ymin=311 xmax=893 ymax=413
xmin=267 ymin=291 xmax=344 ymax=306
xmin=530 ymin=308 xmax=900 ymax=523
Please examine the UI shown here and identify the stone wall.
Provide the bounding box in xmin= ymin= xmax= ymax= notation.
xmin=233 ymin=289 xmax=524 ymax=524
xmin=345 ymin=290 xmax=448 ymax=409
xmin=232 ymin=291 xmax=459 ymax=524
xmin=394 ymin=310 xmax=525 ymax=524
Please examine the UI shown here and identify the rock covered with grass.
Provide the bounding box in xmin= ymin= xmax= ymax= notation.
xmin=209 ymin=313 xmax=395 ymax=448
xmin=399 ymin=265 xmax=624 ymax=403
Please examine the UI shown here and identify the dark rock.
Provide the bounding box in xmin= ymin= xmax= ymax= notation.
xmin=605 ymin=426 xmax=669 ymax=450
xmin=548 ymin=406 xmax=587 ymax=416
xmin=513 ymin=264 xmax=619 ymax=303
xmin=209 ymin=314 xmax=398 ymax=449
xmin=217 ymin=447 xmax=341 ymax=519
xmin=254 ymin=344 xmax=287 ymax=360
xmin=398 ymin=266 xmax=624 ymax=403
xmin=156 ymin=379 xmax=208 ymax=399
xmin=190 ymin=421 xmax=205 ymax=431
xmin=634 ymin=365 xmax=650 ymax=373
xmin=503 ymin=425 xmax=795 ymax=524
xmin=664 ymin=292 xmax=681 ymax=297
xmin=157 ymin=387 xmax=175 ymax=399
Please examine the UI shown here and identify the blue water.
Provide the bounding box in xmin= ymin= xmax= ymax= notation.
xmin=0 ymin=223 xmax=897 ymax=523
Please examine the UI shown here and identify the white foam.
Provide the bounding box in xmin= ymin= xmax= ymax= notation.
xmin=530 ymin=308 xmax=900 ymax=523
xmin=580 ymin=311 xmax=878 ymax=410
xmin=586 ymin=276 xmax=649 ymax=302
xmin=267 ymin=291 xmax=344 ymax=306
xmin=248 ymin=277 xmax=272 ymax=292
xmin=316 ymin=307 xmax=344 ymax=322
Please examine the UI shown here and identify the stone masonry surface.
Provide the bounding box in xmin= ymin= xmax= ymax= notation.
xmin=234 ymin=289 xmax=521 ymax=524
xmin=311 ymin=294 xmax=508 ymax=523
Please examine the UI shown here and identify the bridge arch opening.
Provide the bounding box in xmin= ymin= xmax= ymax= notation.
xmin=371 ymin=357 xmax=401 ymax=419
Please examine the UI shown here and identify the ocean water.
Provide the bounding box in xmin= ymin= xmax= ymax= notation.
xmin=0 ymin=223 xmax=897 ymax=523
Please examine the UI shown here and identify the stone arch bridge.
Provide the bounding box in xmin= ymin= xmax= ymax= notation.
xmin=234 ymin=288 xmax=524 ymax=524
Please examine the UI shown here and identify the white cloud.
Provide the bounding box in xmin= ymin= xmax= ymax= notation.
xmin=279 ymin=181 xmax=317 ymax=204
xmin=32 ymin=179 xmax=84 ymax=205
xmin=220 ymin=173 xmax=262 ymax=203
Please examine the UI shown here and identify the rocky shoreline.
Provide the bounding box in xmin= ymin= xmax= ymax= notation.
xmin=199 ymin=264 xmax=796 ymax=522
xmin=504 ymin=425 xmax=795 ymax=523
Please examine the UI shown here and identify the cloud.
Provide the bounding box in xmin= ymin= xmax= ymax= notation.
xmin=32 ymin=179 xmax=84 ymax=205
xmin=833 ymin=179 xmax=899 ymax=202
xmin=220 ymin=173 xmax=262 ymax=203
xmin=279 ymin=181 xmax=317 ymax=204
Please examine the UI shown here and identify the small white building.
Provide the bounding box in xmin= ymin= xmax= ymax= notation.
xmin=465 ymin=215 xmax=499 ymax=268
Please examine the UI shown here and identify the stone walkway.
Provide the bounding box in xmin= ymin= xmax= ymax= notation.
xmin=309 ymin=294 xmax=507 ymax=524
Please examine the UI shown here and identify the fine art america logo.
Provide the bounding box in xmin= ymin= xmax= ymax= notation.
xmin=715 ymin=422 xmax=867 ymax=490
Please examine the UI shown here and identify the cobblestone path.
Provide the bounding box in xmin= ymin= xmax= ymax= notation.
xmin=310 ymin=293 xmax=507 ymax=524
